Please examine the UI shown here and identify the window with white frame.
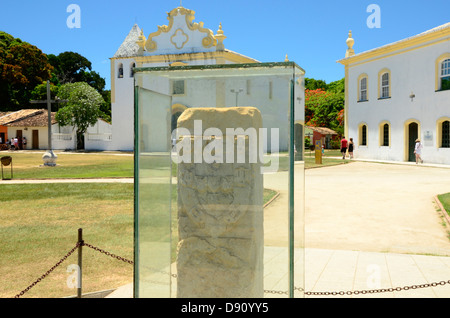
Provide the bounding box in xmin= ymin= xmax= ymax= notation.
xmin=360 ymin=77 xmax=368 ymax=101
xmin=440 ymin=59 xmax=450 ymax=91
xmin=380 ymin=72 xmax=390 ymax=98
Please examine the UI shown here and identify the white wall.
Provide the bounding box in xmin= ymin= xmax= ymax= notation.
xmin=348 ymin=40 xmax=450 ymax=164
xmin=8 ymin=127 xmax=54 ymax=150
xmin=111 ymin=58 xmax=136 ymax=151
xmin=52 ymin=124 xmax=76 ymax=150
xmin=85 ymin=119 xmax=113 ymax=151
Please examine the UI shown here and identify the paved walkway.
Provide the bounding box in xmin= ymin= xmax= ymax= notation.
xmin=107 ymin=246 xmax=450 ymax=298
xmin=303 ymin=159 xmax=450 ymax=298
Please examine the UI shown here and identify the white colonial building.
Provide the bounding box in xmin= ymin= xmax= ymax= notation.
xmin=0 ymin=109 xmax=110 ymax=151
xmin=107 ymin=5 xmax=305 ymax=152
xmin=338 ymin=23 xmax=450 ymax=164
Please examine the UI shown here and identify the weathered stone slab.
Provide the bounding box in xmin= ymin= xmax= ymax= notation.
xmin=176 ymin=107 xmax=264 ymax=298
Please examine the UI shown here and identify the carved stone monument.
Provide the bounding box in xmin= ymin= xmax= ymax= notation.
xmin=176 ymin=107 xmax=264 ymax=298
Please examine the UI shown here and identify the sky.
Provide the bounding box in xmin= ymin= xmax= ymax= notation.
xmin=1 ymin=0 xmax=449 ymax=90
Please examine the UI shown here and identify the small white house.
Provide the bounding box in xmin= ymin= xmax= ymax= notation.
xmin=0 ymin=109 xmax=112 ymax=151
xmin=338 ymin=23 xmax=450 ymax=164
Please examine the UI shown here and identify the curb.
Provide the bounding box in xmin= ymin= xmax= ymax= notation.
xmin=264 ymin=189 xmax=280 ymax=208
xmin=435 ymin=195 xmax=450 ymax=226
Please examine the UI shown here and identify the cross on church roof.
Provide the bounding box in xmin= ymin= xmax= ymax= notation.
xmin=171 ymin=29 xmax=189 ymax=49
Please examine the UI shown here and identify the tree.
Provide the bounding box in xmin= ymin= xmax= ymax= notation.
xmin=327 ymin=78 xmax=345 ymax=94
xmin=0 ymin=31 xmax=53 ymax=110
xmin=48 ymin=51 xmax=110 ymax=121
xmin=304 ymin=77 xmax=345 ymax=136
xmin=48 ymin=51 xmax=91 ymax=84
xmin=56 ymin=82 xmax=104 ymax=149
xmin=30 ymin=81 xmax=60 ymax=107
xmin=305 ymin=78 xmax=328 ymax=91
xmin=48 ymin=51 xmax=106 ymax=92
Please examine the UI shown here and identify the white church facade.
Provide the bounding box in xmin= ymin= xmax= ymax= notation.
xmin=338 ymin=23 xmax=450 ymax=164
xmin=102 ymin=5 xmax=304 ymax=152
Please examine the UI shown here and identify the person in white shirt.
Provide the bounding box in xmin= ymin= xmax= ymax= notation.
xmin=414 ymin=138 xmax=423 ymax=164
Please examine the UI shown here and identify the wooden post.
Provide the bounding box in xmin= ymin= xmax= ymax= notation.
xmin=77 ymin=228 xmax=83 ymax=298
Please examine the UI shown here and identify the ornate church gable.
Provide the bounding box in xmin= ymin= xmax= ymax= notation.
xmin=142 ymin=6 xmax=218 ymax=55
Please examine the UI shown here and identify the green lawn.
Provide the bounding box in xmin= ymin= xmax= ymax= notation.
xmin=0 ymin=183 xmax=134 ymax=298
xmin=438 ymin=193 xmax=450 ymax=217
xmin=1 ymin=152 xmax=134 ymax=179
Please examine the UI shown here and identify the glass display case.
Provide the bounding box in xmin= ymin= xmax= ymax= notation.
xmin=134 ymin=62 xmax=305 ymax=298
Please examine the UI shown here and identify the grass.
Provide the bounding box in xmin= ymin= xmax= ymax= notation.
xmin=1 ymin=151 xmax=134 ymax=179
xmin=0 ymin=183 xmax=134 ymax=298
xmin=437 ymin=193 xmax=450 ymax=217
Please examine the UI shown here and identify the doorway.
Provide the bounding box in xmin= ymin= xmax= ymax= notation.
xmin=16 ymin=130 xmax=23 ymax=150
xmin=32 ymin=130 xmax=39 ymax=149
xmin=408 ymin=122 xmax=418 ymax=162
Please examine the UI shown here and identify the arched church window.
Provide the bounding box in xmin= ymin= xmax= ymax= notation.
xmin=362 ymin=125 xmax=367 ymax=146
xmin=130 ymin=63 xmax=136 ymax=77
xmin=118 ymin=63 xmax=124 ymax=78
xmin=382 ymin=123 xmax=389 ymax=146
xmin=440 ymin=59 xmax=450 ymax=91
xmin=359 ymin=124 xmax=368 ymax=146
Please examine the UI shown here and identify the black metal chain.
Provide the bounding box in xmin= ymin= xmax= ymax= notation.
xmin=14 ymin=241 xmax=450 ymax=298
xmin=14 ymin=243 xmax=81 ymax=298
xmin=82 ymin=242 xmax=134 ymax=265
xmin=303 ymin=280 xmax=450 ymax=296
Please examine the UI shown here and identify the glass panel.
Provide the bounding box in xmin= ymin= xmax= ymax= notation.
xmin=381 ymin=73 xmax=389 ymax=98
xmin=360 ymin=77 xmax=367 ymax=101
xmin=134 ymin=87 xmax=174 ymax=298
xmin=441 ymin=59 xmax=450 ymax=76
xmin=441 ymin=76 xmax=450 ymax=91
xmin=134 ymin=63 xmax=305 ymax=298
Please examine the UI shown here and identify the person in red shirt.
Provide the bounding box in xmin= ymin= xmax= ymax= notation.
xmin=340 ymin=136 xmax=348 ymax=159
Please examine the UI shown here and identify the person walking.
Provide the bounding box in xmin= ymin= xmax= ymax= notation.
xmin=414 ymin=138 xmax=423 ymax=164
xmin=348 ymin=138 xmax=354 ymax=159
xmin=340 ymin=136 xmax=348 ymax=159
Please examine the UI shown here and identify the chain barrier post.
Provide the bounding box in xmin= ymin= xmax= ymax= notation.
xmin=77 ymin=228 xmax=83 ymax=298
